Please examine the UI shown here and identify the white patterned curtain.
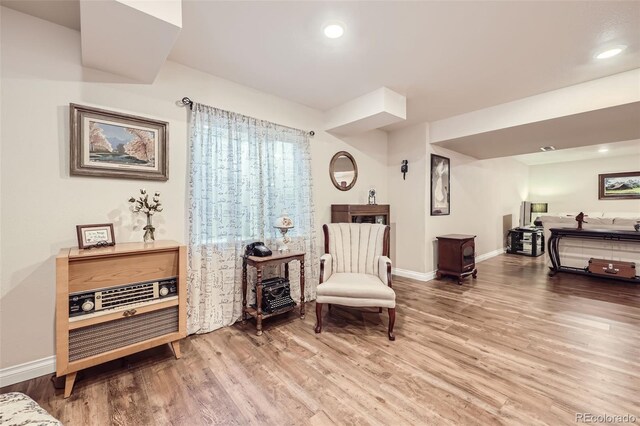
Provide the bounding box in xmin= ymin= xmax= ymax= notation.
xmin=187 ymin=103 xmax=318 ymax=334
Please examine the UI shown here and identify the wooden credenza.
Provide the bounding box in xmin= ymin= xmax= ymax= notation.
xmin=331 ymin=204 xmax=390 ymax=225
xmin=56 ymin=241 xmax=186 ymax=397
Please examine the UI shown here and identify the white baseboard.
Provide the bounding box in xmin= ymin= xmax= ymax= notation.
xmin=392 ymin=247 xmax=505 ymax=283
xmin=0 ymin=356 xmax=55 ymax=388
xmin=392 ymin=267 xmax=435 ymax=282
xmin=476 ymin=247 xmax=506 ymax=263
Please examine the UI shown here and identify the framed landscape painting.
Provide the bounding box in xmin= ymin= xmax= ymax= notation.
xmin=70 ymin=104 xmax=168 ymax=180
xmin=430 ymin=154 xmax=450 ymax=215
xmin=598 ymin=171 xmax=640 ymax=200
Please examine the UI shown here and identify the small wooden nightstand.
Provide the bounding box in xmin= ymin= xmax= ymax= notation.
xmin=241 ymin=251 xmax=305 ymax=336
xmin=436 ymin=234 xmax=477 ymax=285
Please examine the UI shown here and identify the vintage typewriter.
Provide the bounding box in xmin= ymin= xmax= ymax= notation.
xmin=252 ymin=277 xmax=296 ymax=313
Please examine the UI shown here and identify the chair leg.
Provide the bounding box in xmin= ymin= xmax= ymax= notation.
xmin=328 ymin=304 xmax=332 ymax=311
xmin=378 ymin=307 xmax=382 ymax=313
xmin=315 ymin=302 xmax=323 ymax=333
xmin=388 ymin=308 xmax=396 ymax=341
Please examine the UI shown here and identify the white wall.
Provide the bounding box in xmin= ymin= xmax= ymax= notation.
xmin=529 ymin=154 xmax=640 ymax=214
xmin=424 ymin=148 xmax=527 ymax=272
xmin=0 ymin=8 xmax=388 ymax=370
xmin=387 ymin=123 xmax=528 ymax=275
xmin=0 ymin=6 xmax=3 ymax=334
xmin=387 ymin=123 xmax=428 ymax=273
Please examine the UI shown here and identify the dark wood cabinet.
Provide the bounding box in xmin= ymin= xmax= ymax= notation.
xmin=436 ymin=234 xmax=477 ymax=284
xmin=331 ymin=204 xmax=390 ymax=225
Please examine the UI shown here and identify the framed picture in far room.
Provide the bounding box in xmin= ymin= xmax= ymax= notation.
xmin=76 ymin=223 xmax=115 ymax=249
xmin=430 ymin=154 xmax=450 ymax=215
xmin=598 ymin=171 xmax=640 ymax=200
xmin=70 ymin=103 xmax=169 ymax=181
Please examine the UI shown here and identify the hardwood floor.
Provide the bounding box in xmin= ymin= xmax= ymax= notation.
xmin=3 ymin=254 xmax=639 ymax=425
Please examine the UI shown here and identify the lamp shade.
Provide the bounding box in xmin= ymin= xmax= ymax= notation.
xmin=531 ymin=203 xmax=548 ymax=213
xmin=274 ymin=210 xmax=294 ymax=229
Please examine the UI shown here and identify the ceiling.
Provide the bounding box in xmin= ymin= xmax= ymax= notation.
xmin=3 ymin=0 xmax=639 ymax=129
xmin=514 ymin=138 xmax=640 ymax=166
xmin=1 ymin=0 xmax=80 ymax=30
xmin=432 ymin=101 xmax=640 ymax=160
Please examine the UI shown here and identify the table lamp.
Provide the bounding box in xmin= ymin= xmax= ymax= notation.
xmin=531 ymin=203 xmax=548 ymax=226
xmin=274 ymin=210 xmax=294 ymax=252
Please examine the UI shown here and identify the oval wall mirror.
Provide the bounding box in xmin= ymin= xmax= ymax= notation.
xmin=329 ymin=151 xmax=358 ymax=191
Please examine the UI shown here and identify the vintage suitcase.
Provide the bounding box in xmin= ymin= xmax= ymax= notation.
xmin=588 ymin=258 xmax=636 ymax=279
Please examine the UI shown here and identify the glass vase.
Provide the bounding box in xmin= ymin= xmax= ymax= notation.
xmin=143 ymin=215 xmax=155 ymax=243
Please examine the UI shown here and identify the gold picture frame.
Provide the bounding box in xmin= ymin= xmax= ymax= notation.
xmin=70 ymin=103 xmax=168 ymax=181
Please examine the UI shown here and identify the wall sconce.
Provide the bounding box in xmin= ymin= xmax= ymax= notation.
xmin=401 ymin=160 xmax=408 ymax=180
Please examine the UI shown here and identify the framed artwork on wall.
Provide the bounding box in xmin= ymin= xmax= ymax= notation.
xmin=598 ymin=171 xmax=640 ymax=200
xmin=430 ymin=154 xmax=450 ymax=216
xmin=70 ymin=103 xmax=168 ymax=181
xmin=76 ymin=223 xmax=115 ymax=249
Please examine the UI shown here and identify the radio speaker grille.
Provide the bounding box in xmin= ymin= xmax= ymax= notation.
xmin=69 ymin=307 xmax=178 ymax=361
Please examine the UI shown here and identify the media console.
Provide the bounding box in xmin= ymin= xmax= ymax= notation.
xmin=56 ymin=241 xmax=186 ymax=397
xmin=547 ymin=228 xmax=640 ymax=283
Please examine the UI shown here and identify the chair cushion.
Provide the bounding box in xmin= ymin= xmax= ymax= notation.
xmin=317 ymin=273 xmax=396 ymax=308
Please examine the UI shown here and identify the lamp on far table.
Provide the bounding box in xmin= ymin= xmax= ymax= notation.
xmin=531 ymin=203 xmax=548 ymax=226
xmin=274 ymin=210 xmax=294 ymax=252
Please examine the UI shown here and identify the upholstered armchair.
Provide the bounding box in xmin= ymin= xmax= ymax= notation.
xmin=315 ymin=223 xmax=396 ymax=340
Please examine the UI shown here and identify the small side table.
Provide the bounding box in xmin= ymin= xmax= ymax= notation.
xmin=436 ymin=234 xmax=478 ymax=285
xmin=242 ymin=251 xmax=305 ymax=336
xmin=506 ymin=228 xmax=544 ymax=257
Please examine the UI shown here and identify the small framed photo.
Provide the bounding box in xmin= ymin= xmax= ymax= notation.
xmin=598 ymin=171 xmax=640 ymax=200
xmin=70 ymin=103 xmax=169 ymax=181
xmin=76 ymin=223 xmax=115 ymax=249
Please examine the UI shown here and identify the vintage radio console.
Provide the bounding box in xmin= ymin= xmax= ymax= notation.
xmin=69 ymin=277 xmax=178 ymax=318
xmin=57 ymin=242 xmax=186 ymax=398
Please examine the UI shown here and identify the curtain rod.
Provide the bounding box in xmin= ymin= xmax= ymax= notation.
xmin=180 ymin=96 xmax=315 ymax=136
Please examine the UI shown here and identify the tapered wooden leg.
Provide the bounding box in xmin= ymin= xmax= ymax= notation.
xmin=388 ymin=308 xmax=396 ymax=341
xmin=242 ymin=261 xmax=248 ymax=324
xmin=256 ymin=267 xmax=263 ymax=336
xmin=378 ymin=307 xmax=383 ymax=313
xmin=64 ymin=371 xmax=77 ymax=398
xmin=300 ymin=260 xmax=305 ymax=319
xmin=170 ymin=340 xmax=182 ymax=359
xmin=315 ymin=303 xmax=323 ymax=333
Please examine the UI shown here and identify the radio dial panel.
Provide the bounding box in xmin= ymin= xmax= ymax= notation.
xmin=69 ymin=278 xmax=178 ymax=317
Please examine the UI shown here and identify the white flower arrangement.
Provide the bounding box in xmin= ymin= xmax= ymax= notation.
xmin=128 ymin=189 xmax=163 ymax=242
xmin=129 ymin=189 xmax=163 ymax=216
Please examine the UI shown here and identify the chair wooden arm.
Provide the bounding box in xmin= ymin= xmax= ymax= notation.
xmin=319 ymin=253 xmax=332 ymax=284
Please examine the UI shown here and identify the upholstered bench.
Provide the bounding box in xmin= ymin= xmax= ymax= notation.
xmin=0 ymin=392 xmax=61 ymax=425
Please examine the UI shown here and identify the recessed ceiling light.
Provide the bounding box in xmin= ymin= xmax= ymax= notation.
xmin=595 ymin=45 xmax=626 ymax=59
xmin=598 ymin=147 xmax=609 ymax=153
xmin=540 ymin=146 xmax=556 ymax=152
xmin=323 ymin=23 xmax=345 ymax=39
